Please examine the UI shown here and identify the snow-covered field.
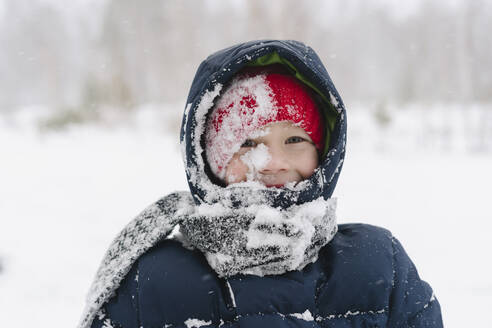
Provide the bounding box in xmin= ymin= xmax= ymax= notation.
xmin=0 ymin=105 xmax=491 ymax=327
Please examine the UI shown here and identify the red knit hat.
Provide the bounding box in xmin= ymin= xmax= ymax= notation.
xmin=205 ymin=71 xmax=324 ymax=180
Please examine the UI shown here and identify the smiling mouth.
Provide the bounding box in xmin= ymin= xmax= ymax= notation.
xmin=265 ymin=184 xmax=285 ymax=188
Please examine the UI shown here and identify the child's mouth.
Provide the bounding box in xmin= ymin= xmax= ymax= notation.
xmin=265 ymin=184 xmax=285 ymax=188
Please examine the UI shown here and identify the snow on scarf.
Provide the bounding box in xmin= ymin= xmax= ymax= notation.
xmin=78 ymin=191 xmax=337 ymax=328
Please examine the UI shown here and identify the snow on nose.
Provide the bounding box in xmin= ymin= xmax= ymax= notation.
xmin=240 ymin=143 xmax=272 ymax=180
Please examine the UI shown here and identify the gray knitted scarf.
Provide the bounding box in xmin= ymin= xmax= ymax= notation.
xmin=78 ymin=191 xmax=337 ymax=328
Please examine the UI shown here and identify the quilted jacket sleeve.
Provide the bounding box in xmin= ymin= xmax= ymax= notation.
xmin=387 ymin=237 xmax=443 ymax=328
xmin=90 ymin=263 xmax=140 ymax=328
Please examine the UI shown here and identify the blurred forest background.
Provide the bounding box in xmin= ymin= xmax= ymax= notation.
xmin=1 ymin=0 xmax=491 ymax=139
xmin=1 ymin=2 xmax=492 ymax=327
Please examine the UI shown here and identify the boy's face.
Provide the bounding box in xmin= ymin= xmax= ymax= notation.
xmin=225 ymin=121 xmax=319 ymax=187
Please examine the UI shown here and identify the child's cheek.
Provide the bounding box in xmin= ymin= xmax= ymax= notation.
xmin=296 ymin=147 xmax=319 ymax=179
xmin=225 ymin=157 xmax=248 ymax=185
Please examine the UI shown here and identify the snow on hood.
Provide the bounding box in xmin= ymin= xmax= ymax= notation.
xmin=180 ymin=40 xmax=347 ymax=209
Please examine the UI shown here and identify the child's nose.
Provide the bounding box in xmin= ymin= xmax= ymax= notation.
xmin=260 ymin=145 xmax=289 ymax=174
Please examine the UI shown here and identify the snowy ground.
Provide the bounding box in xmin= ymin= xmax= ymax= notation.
xmin=0 ymin=105 xmax=491 ymax=327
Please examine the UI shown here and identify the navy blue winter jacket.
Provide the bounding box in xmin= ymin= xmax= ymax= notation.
xmin=87 ymin=40 xmax=443 ymax=328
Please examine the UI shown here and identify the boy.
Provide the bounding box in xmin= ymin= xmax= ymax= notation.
xmin=80 ymin=40 xmax=443 ymax=328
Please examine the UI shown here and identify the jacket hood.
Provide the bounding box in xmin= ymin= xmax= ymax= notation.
xmin=180 ymin=40 xmax=347 ymax=208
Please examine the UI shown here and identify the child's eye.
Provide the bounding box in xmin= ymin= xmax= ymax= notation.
xmin=241 ymin=139 xmax=257 ymax=147
xmin=285 ymin=136 xmax=306 ymax=144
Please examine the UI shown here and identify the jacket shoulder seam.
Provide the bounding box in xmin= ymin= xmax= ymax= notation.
xmin=316 ymin=308 xmax=387 ymax=322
